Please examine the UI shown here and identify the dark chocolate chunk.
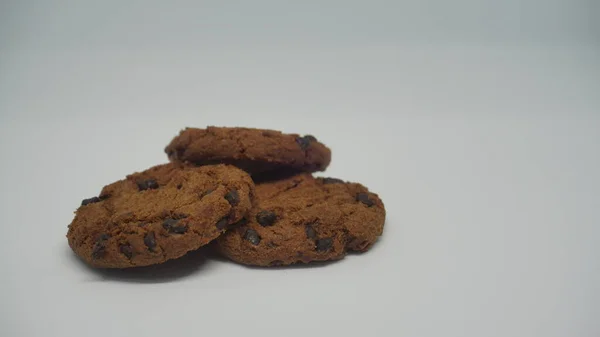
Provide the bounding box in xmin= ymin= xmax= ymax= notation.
xmin=146 ymin=180 xmax=159 ymax=189
xmin=316 ymin=237 xmax=333 ymax=252
xmin=231 ymin=217 xmax=248 ymax=227
xmin=305 ymin=224 xmax=317 ymax=239
xmin=269 ymin=260 xmax=284 ymax=267
xmin=243 ymin=229 xmax=261 ymax=245
xmin=304 ymin=135 xmax=317 ymax=142
xmin=81 ymin=197 xmax=101 ymax=206
xmin=137 ymin=179 xmax=159 ymax=191
xmin=162 ymin=218 xmax=178 ymax=228
xmin=321 ymin=177 xmax=344 ymax=184
xmin=216 ymin=217 xmax=229 ymax=230
xmin=169 ymin=225 xmax=187 ymax=234
xmin=144 ymin=232 xmax=156 ymax=250
xmin=91 ymin=242 xmax=106 ymax=259
xmin=224 ymin=189 xmax=239 ymax=206
xmin=119 ymin=244 xmax=133 ymax=259
xmin=295 ymin=136 xmax=313 ymax=150
xmin=256 ymin=210 xmax=277 ymax=227
xmin=162 ymin=218 xmax=188 ymax=234
xmin=97 ymin=233 xmax=110 ymax=241
xmin=356 ymin=193 xmax=374 ymax=207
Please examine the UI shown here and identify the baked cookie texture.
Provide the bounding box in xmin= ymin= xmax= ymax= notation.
xmin=67 ymin=163 xmax=254 ymax=268
xmin=216 ymin=174 xmax=385 ymax=266
xmin=165 ymin=127 xmax=331 ymax=175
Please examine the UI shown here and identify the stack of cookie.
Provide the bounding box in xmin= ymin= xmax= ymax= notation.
xmin=67 ymin=127 xmax=385 ymax=268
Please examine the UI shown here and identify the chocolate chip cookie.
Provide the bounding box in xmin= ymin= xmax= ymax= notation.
xmin=215 ymin=174 xmax=385 ymax=266
xmin=164 ymin=127 xmax=331 ymax=175
xmin=67 ymin=163 xmax=254 ymax=268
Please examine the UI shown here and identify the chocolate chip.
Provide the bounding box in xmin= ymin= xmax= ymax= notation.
xmin=81 ymin=197 xmax=101 ymax=206
xmin=137 ymin=179 xmax=159 ymax=191
xmin=243 ymin=229 xmax=261 ymax=245
xmin=269 ymin=260 xmax=284 ymax=267
xmin=169 ymin=226 xmax=187 ymax=234
xmin=295 ymin=136 xmax=314 ymax=150
xmin=91 ymin=242 xmax=106 ymax=259
xmin=305 ymin=224 xmax=317 ymax=239
xmin=144 ymin=232 xmax=156 ymax=251
xmin=162 ymin=218 xmax=188 ymax=234
xmin=304 ymin=135 xmax=317 ymax=142
xmin=256 ymin=210 xmax=277 ymax=227
xmin=215 ymin=217 xmax=229 ymax=230
xmin=97 ymin=233 xmax=110 ymax=241
xmin=224 ymin=189 xmax=239 ymax=206
xmin=119 ymin=244 xmax=133 ymax=259
xmin=356 ymin=193 xmax=374 ymax=207
xmin=162 ymin=218 xmax=177 ymax=228
xmin=231 ymin=217 xmax=248 ymax=227
xmin=321 ymin=177 xmax=344 ymax=184
xmin=316 ymin=238 xmax=333 ymax=252
xmin=176 ymin=184 xmax=183 ymax=190
xmin=147 ymin=180 xmax=159 ymax=189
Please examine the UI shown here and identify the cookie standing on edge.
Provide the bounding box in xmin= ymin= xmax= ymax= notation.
xmin=164 ymin=126 xmax=332 ymax=175
xmin=216 ymin=174 xmax=385 ymax=266
xmin=67 ymin=163 xmax=255 ymax=268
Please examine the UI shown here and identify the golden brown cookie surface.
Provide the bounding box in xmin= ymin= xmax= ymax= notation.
xmin=216 ymin=174 xmax=385 ymax=266
xmin=67 ymin=163 xmax=254 ymax=268
xmin=165 ymin=127 xmax=331 ymax=175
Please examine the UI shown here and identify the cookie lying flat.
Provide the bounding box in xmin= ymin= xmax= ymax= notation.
xmin=164 ymin=126 xmax=331 ymax=175
xmin=67 ymin=163 xmax=254 ymax=268
xmin=216 ymin=174 xmax=385 ymax=266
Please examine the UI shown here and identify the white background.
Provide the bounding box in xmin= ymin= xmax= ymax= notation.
xmin=1 ymin=1 xmax=599 ymax=337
